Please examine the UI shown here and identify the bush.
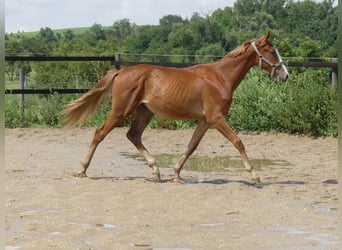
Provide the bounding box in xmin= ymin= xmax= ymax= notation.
xmin=5 ymin=94 xmax=74 ymax=128
xmin=5 ymin=68 xmax=337 ymax=136
xmin=5 ymin=96 xmax=22 ymax=128
xmin=228 ymin=68 xmax=337 ymax=136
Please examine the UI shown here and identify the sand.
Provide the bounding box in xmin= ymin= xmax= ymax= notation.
xmin=5 ymin=128 xmax=338 ymax=249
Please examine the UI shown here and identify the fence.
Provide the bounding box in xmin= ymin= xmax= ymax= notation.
xmin=5 ymin=55 xmax=338 ymax=119
xmin=5 ymin=55 xmax=338 ymax=95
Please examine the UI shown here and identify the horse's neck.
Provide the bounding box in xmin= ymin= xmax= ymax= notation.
xmin=214 ymin=51 xmax=256 ymax=91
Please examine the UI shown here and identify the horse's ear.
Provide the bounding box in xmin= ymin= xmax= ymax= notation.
xmin=265 ymin=31 xmax=271 ymax=41
xmin=258 ymin=31 xmax=271 ymax=44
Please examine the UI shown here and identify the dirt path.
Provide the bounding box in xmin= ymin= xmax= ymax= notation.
xmin=5 ymin=128 xmax=338 ymax=249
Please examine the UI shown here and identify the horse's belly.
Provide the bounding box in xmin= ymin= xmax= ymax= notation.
xmin=142 ymin=99 xmax=204 ymax=120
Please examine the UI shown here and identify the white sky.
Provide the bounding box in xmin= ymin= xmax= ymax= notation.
xmin=5 ymin=0 xmax=236 ymax=33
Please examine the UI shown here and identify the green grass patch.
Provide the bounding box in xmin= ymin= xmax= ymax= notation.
xmin=17 ymin=26 xmax=113 ymax=38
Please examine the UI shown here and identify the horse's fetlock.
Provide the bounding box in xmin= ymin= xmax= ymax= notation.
xmin=148 ymin=159 xmax=157 ymax=168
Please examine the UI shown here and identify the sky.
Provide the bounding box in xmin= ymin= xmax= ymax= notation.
xmin=5 ymin=0 xmax=236 ymax=33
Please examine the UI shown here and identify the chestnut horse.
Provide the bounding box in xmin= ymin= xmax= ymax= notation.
xmin=61 ymin=32 xmax=289 ymax=183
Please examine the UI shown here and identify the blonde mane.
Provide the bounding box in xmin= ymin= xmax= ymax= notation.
xmin=227 ymin=39 xmax=256 ymax=58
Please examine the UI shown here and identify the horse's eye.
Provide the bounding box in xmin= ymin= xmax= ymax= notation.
xmin=270 ymin=50 xmax=277 ymax=58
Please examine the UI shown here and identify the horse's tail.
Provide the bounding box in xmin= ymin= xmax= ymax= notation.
xmin=60 ymin=69 xmax=120 ymax=129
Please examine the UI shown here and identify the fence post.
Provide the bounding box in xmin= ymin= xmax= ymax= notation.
xmin=19 ymin=68 xmax=25 ymax=118
xmin=331 ymin=58 xmax=338 ymax=90
xmin=114 ymin=53 xmax=121 ymax=70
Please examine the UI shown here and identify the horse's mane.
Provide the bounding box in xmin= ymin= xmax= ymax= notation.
xmin=227 ymin=39 xmax=257 ymax=58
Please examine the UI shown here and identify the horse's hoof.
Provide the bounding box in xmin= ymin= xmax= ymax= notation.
xmin=152 ymin=173 xmax=161 ymax=182
xmin=153 ymin=176 xmax=161 ymax=183
xmin=151 ymin=166 xmax=161 ymax=180
xmin=73 ymin=172 xmax=87 ymax=178
xmin=251 ymin=177 xmax=261 ymax=183
xmin=173 ymin=178 xmax=185 ymax=184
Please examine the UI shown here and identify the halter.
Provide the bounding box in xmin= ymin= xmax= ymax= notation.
xmin=251 ymin=41 xmax=285 ymax=78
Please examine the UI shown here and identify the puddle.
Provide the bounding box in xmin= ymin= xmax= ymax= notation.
xmin=304 ymin=232 xmax=337 ymax=244
xmin=305 ymin=201 xmax=338 ymax=213
xmin=129 ymin=243 xmax=151 ymax=247
xmin=198 ymin=222 xmax=225 ymax=227
xmin=267 ymin=226 xmax=337 ymax=245
xmin=69 ymin=222 xmax=119 ymax=229
xmin=129 ymin=246 xmax=192 ymax=250
xmin=122 ymin=153 xmax=292 ymax=172
xmin=153 ymin=248 xmax=192 ymax=250
xmin=19 ymin=208 xmax=59 ymax=216
xmin=5 ymin=246 xmax=23 ymax=250
xmin=49 ymin=231 xmax=62 ymax=235
xmin=84 ymin=240 xmax=97 ymax=247
xmin=129 ymin=243 xmax=192 ymax=250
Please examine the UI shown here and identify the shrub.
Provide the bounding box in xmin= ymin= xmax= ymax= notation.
xmin=228 ymin=68 xmax=337 ymax=136
xmin=5 ymin=68 xmax=337 ymax=136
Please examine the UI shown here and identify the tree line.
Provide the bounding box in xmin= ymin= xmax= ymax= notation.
xmin=5 ymin=0 xmax=337 ymax=84
xmin=4 ymin=0 xmax=338 ymax=136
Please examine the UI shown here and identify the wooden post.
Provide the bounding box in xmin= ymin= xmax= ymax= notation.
xmin=114 ymin=53 xmax=121 ymax=70
xmin=331 ymin=58 xmax=338 ymax=90
xmin=75 ymin=74 xmax=79 ymax=97
xmin=19 ymin=68 xmax=25 ymax=118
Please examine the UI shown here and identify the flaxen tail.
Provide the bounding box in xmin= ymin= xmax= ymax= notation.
xmin=60 ymin=69 xmax=120 ymax=129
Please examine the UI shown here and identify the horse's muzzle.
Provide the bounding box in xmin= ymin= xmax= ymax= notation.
xmin=276 ymin=72 xmax=289 ymax=83
xmin=276 ymin=66 xmax=289 ymax=83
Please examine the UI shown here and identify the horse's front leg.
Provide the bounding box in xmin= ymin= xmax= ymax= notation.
xmin=211 ymin=115 xmax=261 ymax=183
xmin=174 ymin=121 xmax=209 ymax=183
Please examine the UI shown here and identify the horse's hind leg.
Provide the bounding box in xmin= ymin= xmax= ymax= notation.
xmin=126 ymin=105 xmax=161 ymax=180
xmin=75 ymin=111 xmax=124 ymax=177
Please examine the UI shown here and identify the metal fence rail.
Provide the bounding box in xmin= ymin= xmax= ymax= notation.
xmin=5 ymin=55 xmax=338 ymax=95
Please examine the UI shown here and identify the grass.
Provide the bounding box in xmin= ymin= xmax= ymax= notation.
xmin=15 ymin=26 xmax=113 ymax=37
xmin=5 ymin=75 xmax=19 ymax=89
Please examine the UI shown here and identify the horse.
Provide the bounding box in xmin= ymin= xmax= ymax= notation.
xmin=61 ymin=31 xmax=289 ymax=183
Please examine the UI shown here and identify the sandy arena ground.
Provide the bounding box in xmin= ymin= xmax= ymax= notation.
xmin=5 ymin=128 xmax=338 ymax=249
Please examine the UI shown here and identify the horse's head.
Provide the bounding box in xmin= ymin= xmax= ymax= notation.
xmin=252 ymin=32 xmax=289 ymax=83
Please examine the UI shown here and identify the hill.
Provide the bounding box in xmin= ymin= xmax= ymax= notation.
xmin=20 ymin=26 xmax=112 ymax=37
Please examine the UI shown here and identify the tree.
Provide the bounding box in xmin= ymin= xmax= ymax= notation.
xmin=211 ymin=7 xmax=233 ymax=29
xmin=38 ymin=27 xmax=58 ymax=52
xmin=112 ymin=18 xmax=133 ymax=39
xmin=261 ymin=0 xmax=286 ymax=21
xmin=63 ymin=29 xmax=75 ymax=41
xmin=233 ymin=0 xmax=262 ymax=17
xmin=159 ymin=15 xmax=185 ymax=42
xmin=246 ymin=11 xmax=275 ymax=33
xmin=195 ymin=43 xmax=225 ymax=63
xmin=84 ymin=23 xmax=106 ymax=46
xmin=297 ymin=37 xmax=323 ymax=58
xmin=39 ymin=27 xmax=57 ymax=43
xmin=284 ymin=0 xmax=322 ymax=39
xmin=168 ymin=23 xmax=194 ymax=52
xmin=159 ymin=15 xmax=184 ymax=27
xmin=317 ymin=0 xmax=338 ymax=49
xmin=5 ymin=36 xmax=22 ymax=80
